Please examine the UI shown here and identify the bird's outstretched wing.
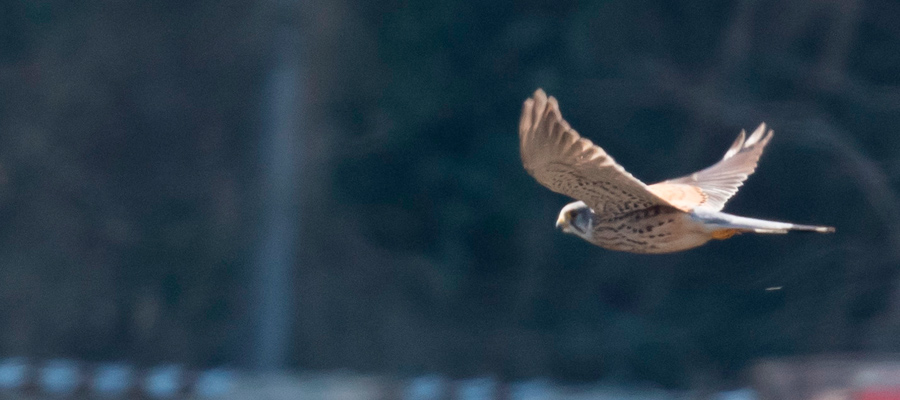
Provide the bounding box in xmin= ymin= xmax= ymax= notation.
xmin=648 ymin=123 xmax=774 ymax=212
xmin=519 ymin=89 xmax=676 ymax=215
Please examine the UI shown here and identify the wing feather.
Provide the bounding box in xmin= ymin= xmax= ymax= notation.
xmin=519 ymin=89 xmax=677 ymax=214
xmin=649 ymin=123 xmax=774 ymax=211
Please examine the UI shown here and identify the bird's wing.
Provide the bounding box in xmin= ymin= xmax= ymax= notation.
xmin=648 ymin=123 xmax=773 ymax=212
xmin=519 ymin=89 xmax=679 ymax=214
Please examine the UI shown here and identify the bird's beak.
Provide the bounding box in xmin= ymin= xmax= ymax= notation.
xmin=556 ymin=215 xmax=566 ymax=229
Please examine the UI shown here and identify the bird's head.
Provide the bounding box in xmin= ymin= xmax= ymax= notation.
xmin=556 ymin=201 xmax=593 ymax=238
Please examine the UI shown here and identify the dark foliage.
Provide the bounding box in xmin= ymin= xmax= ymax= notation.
xmin=0 ymin=0 xmax=898 ymax=389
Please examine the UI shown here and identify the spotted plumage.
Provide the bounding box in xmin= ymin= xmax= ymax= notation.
xmin=520 ymin=89 xmax=834 ymax=254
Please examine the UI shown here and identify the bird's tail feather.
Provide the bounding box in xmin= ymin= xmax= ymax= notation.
xmin=787 ymin=223 xmax=836 ymax=233
xmin=692 ymin=210 xmax=835 ymax=236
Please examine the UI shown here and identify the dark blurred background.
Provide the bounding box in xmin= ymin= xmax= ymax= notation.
xmin=0 ymin=0 xmax=898 ymax=390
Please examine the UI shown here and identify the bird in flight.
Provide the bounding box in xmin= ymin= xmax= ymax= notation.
xmin=519 ymin=89 xmax=834 ymax=254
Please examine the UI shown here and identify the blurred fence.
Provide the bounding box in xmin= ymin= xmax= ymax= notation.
xmin=0 ymin=358 xmax=697 ymax=399
xmin=0 ymin=358 xmax=234 ymax=399
xmin=8 ymin=356 xmax=900 ymax=399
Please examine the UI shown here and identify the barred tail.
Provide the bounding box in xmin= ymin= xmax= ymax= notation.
xmin=692 ymin=210 xmax=835 ymax=236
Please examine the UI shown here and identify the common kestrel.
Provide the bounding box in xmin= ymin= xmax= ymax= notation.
xmin=519 ymin=89 xmax=834 ymax=254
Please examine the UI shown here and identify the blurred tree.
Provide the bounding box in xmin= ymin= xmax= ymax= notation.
xmin=0 ymin=0 xmax=898 ymax=390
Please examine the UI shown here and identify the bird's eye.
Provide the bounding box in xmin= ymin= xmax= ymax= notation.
xmin=568 ymin=211 xmax=578 ymax=220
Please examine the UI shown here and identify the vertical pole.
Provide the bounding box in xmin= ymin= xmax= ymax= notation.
xmin=254 ymin=18 xmax=301 ymax=370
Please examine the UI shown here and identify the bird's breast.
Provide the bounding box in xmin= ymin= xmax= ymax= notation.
xmin=587 ymin=206 xmax=712 ymax=254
